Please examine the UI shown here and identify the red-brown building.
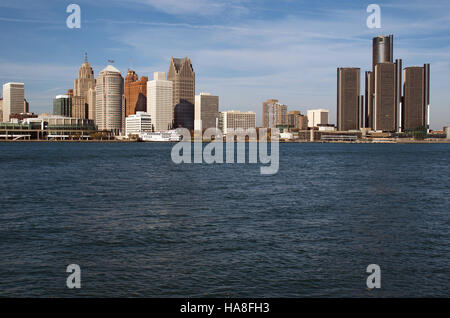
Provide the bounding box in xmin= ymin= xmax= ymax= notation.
xmin=125 ymin=70 xmax=148 ymax=118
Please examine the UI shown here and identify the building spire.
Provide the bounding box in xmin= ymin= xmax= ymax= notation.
xmin=84 ymin=52 xmax=88 ymax=63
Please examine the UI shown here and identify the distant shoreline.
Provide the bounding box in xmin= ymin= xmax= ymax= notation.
xmin=1 ymin=139 xmax=449 ymax=144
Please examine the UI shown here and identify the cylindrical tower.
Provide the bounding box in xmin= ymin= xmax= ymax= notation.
xmin=372 ymin=35 xmax=394 ymax=70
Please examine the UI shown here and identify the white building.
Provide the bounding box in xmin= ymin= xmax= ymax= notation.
xmin=147 ymin=72 xmax=173 ymax=131
xmin=125 ymin=112 xmax=152 ymax=136
xmin=194 ymin=92 xmax=219 ymax=131
xmin=95 ymin=65 xmax=124 ymax=134
xmin=0 ymin=98 xmax=3 ymax=122
xmin=2 ymin=82 xmax=25 ymax=122
xmin=307 ymin=109 xmax=329 ymax=128
xmin=219 ymin=111 xmax=256 ymax=135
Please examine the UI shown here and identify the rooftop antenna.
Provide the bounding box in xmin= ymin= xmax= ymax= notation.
xmin=129 ymin=56 xmax=133 ymax=71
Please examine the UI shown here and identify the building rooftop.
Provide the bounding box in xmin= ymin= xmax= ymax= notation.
xmin=100 ymin=65 xmax=121 ymax=74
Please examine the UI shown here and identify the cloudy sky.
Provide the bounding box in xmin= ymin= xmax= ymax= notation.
xmin=0 ymin=0 xmax=449 ymax=128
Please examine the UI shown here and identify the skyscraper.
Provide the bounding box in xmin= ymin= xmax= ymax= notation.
xmin=372 ymin=35 xmax=394 ymax=70
xmin=366 ymin=35 xmax=395 ymax=129
xmin=2 ymin=82 xmax=25 ymax=122
xmin=167 ymin=57 xmax=195 ymax=127
xmin=87 ymin=87 xmax=96 ymax=121
xmin=287 ymin=111 xmax=308 ymax=130
xmin=124 ymin=70 xmax=148 ymax=118
xmin=374 ymin=62 xmax=399 ymax=132
xmin=337 ymin=67 xmax=361 ymax=131
xmin=288 ymin=111 xmax=300 ymax=129
xmin=0 ymin=98 xmax=3 ymax=122
xmin=174 ymin=102 xmax=194 ymax=130
xmin=194 ymin=93 xmax=219 ymax=131
xmin=147 ymin=72 xmax=173 ymax=132
xmin=95 ymin=65 xmax=124 ymax=134
xmin=402 ymin=64 xmax=430 ymax=131
xmin=262 ymin=99 xmax=288 ymax=128
xmin=53 ymin=95 xmax=72 ymax=117
xmin=73 ymin=54 xmax=95 ymax=119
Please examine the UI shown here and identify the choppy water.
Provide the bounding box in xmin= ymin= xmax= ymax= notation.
xmin=0 ymin=142 xmax=449 ymax=297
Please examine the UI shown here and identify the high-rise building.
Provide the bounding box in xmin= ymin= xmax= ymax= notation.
xmin=87 ymin=87 xmax=96 ymax=121
xmin=194 ymin=93 xmax=219 ymax=131
xmin=167 ymin=57 xmax=195 ymax=127
xmin=357 ymin=34 xmax=430 ymax=132
xmin=147 ymin=72 xmax=173 ymax=132
xmin=174 ymin=102 xmax=194 ymax=130
xmin=125 ymin=111 xmax=152 ymax=136
xmin=307 ymin=109 xmax=329 ymax=128
xmin=125 ymin=70 xmax=148 ymax=118
xmin=2 ymin=82 xmax=25 ymax=122
xmin=95 ymin=65 xmax=124 ymax=134
xmin=24 ymin=99 xmax=29 ymax=113
xmin=337 ymin=67 xmax=361 ymax=131
xmin=288 ymin=111 xmax=300 ymax=129
xmin=53 ymin=95 xmax=72 ymax=117
xmin=402 ymin=64 xmax=430 ymax=131
xmin=262 ymin=99 xmax=288 ymax=128
xmin=219 ymin=111 xmax=256 ymax=135
xmin=372 ymin=35 xmax=394 ymax=70
xmin=73 ymin=54 xmax=95 ymax=119
xmin=366 ymin=35 xmax=395 ymax=129
xmin=0 ymin=98 xmax=3 ymax=122
xmin=374 ymin=62 xmax=398 ymax=132
xmin=287 ymin=111 xmax=308 ymax=130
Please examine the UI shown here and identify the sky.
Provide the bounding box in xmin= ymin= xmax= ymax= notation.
xmin=0 ymin=0 xmax=449 ymax=129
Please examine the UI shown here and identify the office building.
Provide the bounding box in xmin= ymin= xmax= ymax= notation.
xmin=2 ymin=82 xmax=25 ymax=122
xmin=167 ymin=57 xmax=195 ymax=127
xmin=366 ymin=35 xmax=394 ymax=129
xmin=194 ymin=93 xmax=219 ymax=131
xmin=219 ymin=111 xmax=256 ymax=135
xmin=374 ymin=62 xmax=398 ymax=132
xmin=125 ymin=70 xmax=148 ymax=118
xmin=402 ymin=64 xmax=430 ymax=131
xmin=53 ymin=95 xmax=72 ymax=117
xmin=95 ymin=65 xmax=124 ymax=134
xmin=147 ymin=72 xmax=173 ymax=131
xmin=73 ymin=54 xmax=95 ymax=119
xmin=298 ymin=114 xmax=308 ymax=130
xmin=287 ymin=111 xmax=308 ymax=130
xmin=174 ymin=102 xmax=194 ymax=130
xmin=337 ymin=67 xmax=361 ymax=131
xmin=0 ymin=98 xmax=3 ymax=122
xmin=24 ymin=99 xmax=29 ymax=113
xmin=372 ymin=35 xmax=394 ymax=70
xmin=87 ymin=87 xmax=96 ymax=121
xmin=262 ymin=99 xmax=288 ymax=128
xmin=125 ymin=111 xmax=152 ymax=136
xmin=307 ymin=109 xmax=329 ymax=128
xmin=288 ymin=111 xmax=300 ymax=129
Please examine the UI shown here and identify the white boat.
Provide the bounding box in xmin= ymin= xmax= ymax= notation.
xmin=140 ymin=130 xmax=182 ymax=142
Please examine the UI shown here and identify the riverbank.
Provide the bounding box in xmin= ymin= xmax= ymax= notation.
xmin=1 ymin=139 xmax=449 ymax=144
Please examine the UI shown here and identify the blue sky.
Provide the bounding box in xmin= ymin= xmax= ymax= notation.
xmin=0 ymin=0 xmax=449 ymax=128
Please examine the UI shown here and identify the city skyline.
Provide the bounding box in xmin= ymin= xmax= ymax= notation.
xmin=0 ymin=0 xmax=449 ymax=129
